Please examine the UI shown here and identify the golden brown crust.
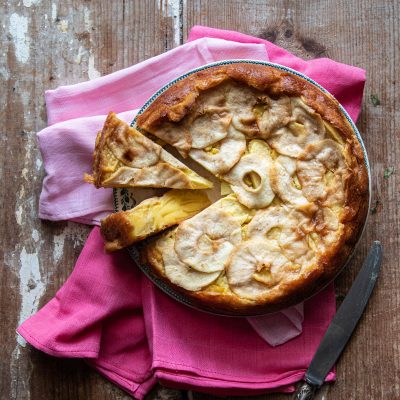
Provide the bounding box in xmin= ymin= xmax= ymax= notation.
xmin=101 ymin=212 xmax=135 ymax=252
xmin=135 ymin=63 xmax=369 ymax=315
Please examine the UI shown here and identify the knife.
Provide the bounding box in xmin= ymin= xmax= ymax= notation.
xmin=294 ymin=241 xmax=382 ymax=400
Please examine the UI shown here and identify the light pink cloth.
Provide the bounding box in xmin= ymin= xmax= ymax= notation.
xmin=18 ymin=26 xmax=367 ymax=398
xmin=18 ymin=228 xmax=336 ymax=399
xmin=248 ymin=303 xmax=304 ymax=346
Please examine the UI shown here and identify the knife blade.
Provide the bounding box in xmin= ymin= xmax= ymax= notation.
xmin=294 ymin=241 xmax=382 ymax=400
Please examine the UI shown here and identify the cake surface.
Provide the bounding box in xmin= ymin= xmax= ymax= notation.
xmin=134 ymin=63 xmax=369 ymax=314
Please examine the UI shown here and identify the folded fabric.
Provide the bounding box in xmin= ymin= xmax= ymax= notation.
xmin=18 ymin=26 xmax=367 ymax=399
xmin=18 ymin=227 xmax=336 ymax=399
xmin=248 ymin=303 xmax=304 ymax=347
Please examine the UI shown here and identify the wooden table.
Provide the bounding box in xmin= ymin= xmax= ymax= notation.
xmin=1 ymin=1 xmax=399 ymax=399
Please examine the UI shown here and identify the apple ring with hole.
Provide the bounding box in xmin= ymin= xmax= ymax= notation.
xmin=269 ymin=155 xmax=316 ymax=214
xmin=226 ymin=238 xmax=290 ymax=300
xmin=297 ymin=139 xmax=346 ymax=204
xmin=222 ymin=140 xmax=275 ymax=209
xmin=254 ymin=95 xmax=292 ymax=138
xmin=266 ymin=98 xmax=326 ymax=158
xmin=158 ymin=231 xmax=221 ymax=291
xmin=189 ymin=126 xmax=246 ymax=175
xmin=174 ymin=205 xmax=242 ymax=273
xmin=246 ymin=205 xmax=315 ymax=266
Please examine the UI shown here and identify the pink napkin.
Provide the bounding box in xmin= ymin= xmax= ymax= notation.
xmin=18 ymin=26 xmax=366 ymax=398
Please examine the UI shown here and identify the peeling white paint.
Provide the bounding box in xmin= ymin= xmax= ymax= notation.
xmin=15 ymin=205 xmax=23 ymax=226
xmin=19 ymin=91 xmax=31 ymax=118
xmin=75 ymin=45 xmax=87 ymax=65
xmin=35 ymin=157 xmax=42 ymax=170
xmin=83 ymin=7 xmax=101 ymax=80
xmin=83 ymin=6 xmax=91 ymax=31
xmin=32 ymin=229 xmax=39 ymax=242
xmin=159 ymin=0 xmax=184 ymax=47
xmin=10 ymin=337 xmax=34 ymax=398
xmin=9 ymin=13 xmax=30 ymax=64
xmin=51 ymin=3 xmax=57 ymax=20
xmin=17 ymin=334 xmax=27 ymax=347
xmin=18 ymin=247 xmax=45 ymax=327
xmin=0 ymin=66 xmax=10 ymax=80
xmin=88 ymin=52 xmax=101 ymax=80
xmin=56 ymin=19 xmax=69 ymax=33
xmin=53 ymin=233 xmax=65 ymax=264
xmin=18 ymin=185 xmax=25 ymax=200
xmin=22 ymin=0 xmax=41 ymax=7
xmin=22 ymin=167 xmax=29 ymax=180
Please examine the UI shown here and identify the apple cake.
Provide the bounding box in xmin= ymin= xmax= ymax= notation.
xmin=91 ymin=63 xmax=369 ymax=314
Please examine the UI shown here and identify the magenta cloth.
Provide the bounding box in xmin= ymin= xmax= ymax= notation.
xmin=18 ymin=26 xmax=367 ymax=398
xmin=18 ymin=228 xmax=336 ymax=399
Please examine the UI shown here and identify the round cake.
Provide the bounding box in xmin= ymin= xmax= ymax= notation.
xmin=133 ymin=62 xmax=369 ymax=315
xmin=86 ymin=61 xmax=370 ymax=315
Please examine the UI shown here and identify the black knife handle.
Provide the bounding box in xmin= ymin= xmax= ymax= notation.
xmin=293 ymin=381 xmax=318 ymax=400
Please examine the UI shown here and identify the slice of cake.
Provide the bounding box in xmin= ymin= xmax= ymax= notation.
xmin=100 ymin=189 xmax=211 ymax=252
xmin=85 ymin=112 xmax=213 ymax=190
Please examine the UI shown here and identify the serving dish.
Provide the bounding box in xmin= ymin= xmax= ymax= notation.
xmin=112 ymin=60 xmax=371 ymax=316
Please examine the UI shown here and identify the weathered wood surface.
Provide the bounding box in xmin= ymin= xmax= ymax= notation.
xmin=1 ymin=0 xmax=398 ymax=399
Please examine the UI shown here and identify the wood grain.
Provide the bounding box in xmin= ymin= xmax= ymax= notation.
xmin=1 ymin=0 xmax=399 ymax=399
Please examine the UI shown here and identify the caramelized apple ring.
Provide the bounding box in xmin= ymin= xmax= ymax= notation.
xmin=226 ymin=238 xmax=290 ymax=300
xmin=270 ymin=155 xmax=315 ymax=213
xmin=189 ymin=126 xmax=246 ymax=175
xmin=247 ymin=206 xmax=314 ymax=264
xmin=158 ymin=233 xmax=220 ymax=291
xmin=223 ymin=151 xmax=275 ymax=209
xmin=267 ymin=98 xmax=325 ymax=157
xmin=255 ymin=95 xmax=292 ymax=138
xmin=188 ymin=106 xmax=232 ymax=149
xmin=297 ymin=139 xmax=346 ymax=204
xmin=174 ymin=207 xmax=242 ymax=273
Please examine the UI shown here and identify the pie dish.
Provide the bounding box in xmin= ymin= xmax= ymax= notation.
xmin=93 ymin=60 xmax=370 ymax=316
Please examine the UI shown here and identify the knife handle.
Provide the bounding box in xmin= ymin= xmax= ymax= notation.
xmin=293 ymin=381 xmax=318 ymax=400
